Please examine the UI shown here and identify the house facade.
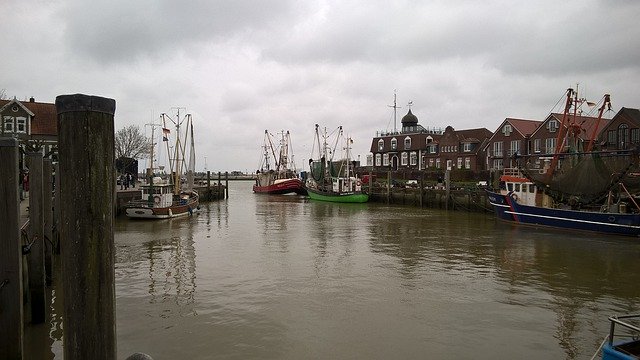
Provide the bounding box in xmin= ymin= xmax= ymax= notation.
xmin=528 ymin=113 xmax=611 ymax=155
xmin=0 ymin=97 xmax=58 ymax=167
xmin=484 ymin=118 xmax=541 ymax=171
xmin=421 ymin=126 xmax=492 ymax=171
xmin=368 ymin=109 xmax=444 ymax=171
xmin=597 ymin=107 xmax=640 ymax=150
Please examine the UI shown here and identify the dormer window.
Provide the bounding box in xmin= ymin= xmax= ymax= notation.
xmin=404 ymin=136 xmax=411 ymax=149
xmin=391 ymin=138 xmax=397 ymax=150
xmin=547 ymin=119 xmax=558 ymax=133
xmin=378 ymin=139 xmax=384 ymax=151
xmin=502 ymin=124 xmax=512 ymax=136
xmin=426 ymin=135 xmax=433 ymax=144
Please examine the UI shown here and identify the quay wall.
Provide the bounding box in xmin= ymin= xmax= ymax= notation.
xmin=366 ymin=185 xmax=494 ymax=213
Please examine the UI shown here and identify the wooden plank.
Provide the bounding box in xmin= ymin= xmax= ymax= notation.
xmin=57 ymin=94 xmax=116 ymax=360
xmin=26 ymin=152 xmax=45 ymax=323
xmin=0 ymin=138 xmax=24 ymax=359
xmin=43 ymin=159 xmax=53 ymax=285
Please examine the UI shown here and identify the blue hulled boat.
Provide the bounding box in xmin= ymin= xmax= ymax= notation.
xmin=599 ymin=314 xmax=640 ymax=360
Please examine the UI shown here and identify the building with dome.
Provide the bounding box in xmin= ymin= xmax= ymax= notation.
xmin=367 ymin=108 xmax=491 ymax=173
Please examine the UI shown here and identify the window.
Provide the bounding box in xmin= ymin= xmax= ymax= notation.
xmin=493 ymin=141 xmax=503 ymax=157
xmin=383 ymin=153 xmax=389 ymax=166
xmin=428 ymin=145 xmax=437 ymax=154
xmin=3 ymin=116 xmax=14 ymax=132
xmin=391 ymin=138 xmax=397 ymax=150
xmin=534 ymin=139 xmax=541 ymax=153
xmin=378 ymin=139 xmax=384 ymax=151
xmin=457 ymin=157 xmax=462 ymax=169
xmin=493 ymin=159 xmax=504 ymax=170
xmin=632 ymin=129 xmax=640 ymax=145
xmin=404 ymin=137 xmax=411 ymax=149
xmin=608 ymin=130 xmax=616 ymax=146
xmin=436 ymin=158 xmax=441 ymax=169
xmin=463 ymin=143 xmax=472 ymax=152
xmin=16 ymin=117 xmax=27 ymax=133
xmin=426 ymin=136 xmax=433 ymax=144
xmin=502 ymin=124 xmax=512 ymax=136
xmin=446 ymin=159 xmax=452 ymax=170
xmin=510 ymin=140 xmax=520 ymax=155
xmin=375 ymin=154 xmax=381 ymax=166
xmin=410 ymin=152 xmax=417 ymax=166
xmin=429 ymin=158 xmax=434 ymax=167
xmin=401 ymin=152 xmax=408 ymax=166
xmin=367 ymin=155 xmax=373 ymax=166
xmin=545 ymin=138 xmax=556 ymax=153
xmin=465 ymin=157 xmax=470 ymax=169
xmin=618 ymin=124 xmax=629 ymax=149
xmin=547 ymin=119 xmax=558 ymax=133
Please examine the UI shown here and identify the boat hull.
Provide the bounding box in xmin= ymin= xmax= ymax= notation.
xmin=307 ymin=187 xmax=369 ymax=203
xmin=486 ymin=190 xmax=640 ymax=236
xmin=253 ymin=178 xmax=307 ymax=195
xmin=126 ymin=198 xmax=199 ymax=219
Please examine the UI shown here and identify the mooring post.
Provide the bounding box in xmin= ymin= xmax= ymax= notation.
xmin=225 ymin=171 xmax=229 ymax=199
xmin=419 ymin=173 xmax=424 ymax=208
xmin=27 ymin=151 xmax=45 ymax=324
xmin=43 ymin=159 xmax=53 ymax=286
xmin=53 ymin=162 xmax=61 ymax=254
xmin=57 ymin=94 xmax=116 ymax=360
xmin=217 ymin=171 xmax=222 ymax=199
xmin=386 ymin=170 xmax=391 ymax=204
xmin=0 ymin=138 xmax=24 ymax=359
xmin=445 ymin=169 xmax=451 ymax=210
xmin=368 ymin=170 xmax=372 ymax=195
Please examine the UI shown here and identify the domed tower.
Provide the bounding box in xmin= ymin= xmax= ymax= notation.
xmin=401 ymin=109 xmax=419 ymax=133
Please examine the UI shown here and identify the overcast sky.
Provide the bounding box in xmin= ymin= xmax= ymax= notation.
xmin=2 ymin=0 xmax=640 ymax=172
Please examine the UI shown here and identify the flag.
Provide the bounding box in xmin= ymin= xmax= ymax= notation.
xmin=162 ymin=136 xmax=168 ymax=141
xmin=162 ymin=127 xmax=170 ymax=141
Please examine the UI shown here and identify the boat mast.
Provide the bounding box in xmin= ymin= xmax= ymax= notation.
xmin=586 ymin=94 xmax=612 ymax=152
xmin=388 ymin=91 xmax=400 ymax=133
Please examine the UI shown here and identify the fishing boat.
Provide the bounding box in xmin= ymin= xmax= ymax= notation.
xmin=253 ymin=130 xmax=306 ymax=195
xmin=486 ymin=89 xmax=640 ymax=236
xmin=306 ymin=124 xmax=368 ymax=203
xmin=125 ymin=109 xmax=199 ymax=219
xmin=597 ymin=314 xmax=640 ymax=359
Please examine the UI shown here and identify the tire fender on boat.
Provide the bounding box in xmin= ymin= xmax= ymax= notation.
xmin=510 ymin=193 xmax=518 ymax=202
xmin=153 ymin=195 xmax=161 ymax=205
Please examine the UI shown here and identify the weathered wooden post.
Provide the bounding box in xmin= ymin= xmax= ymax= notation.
xmin=0 ymin=138 xmax=24 ymax=359
xmin=207 ymin=171 xmax=211 ymax=199
xmin=217 ymin=171 xmax=222 ymax=199
xmin=43 ymin=159 xmax=53 ymax=285
xmin=368 ymin=170 xmax=372 ymax=195
xmin=54 ymin=162 xmax=61 ymax=254
xmin=225 ymin=171 xmax=229 ymax=199
xmin=27 ymin=151 xmax=45 ymax=323
xmin=386 ymin=170 xmax=391 ymax=204
xmin=445 ymin=169 xmax=451 ymax=210
xmin=419 ymin=173 xmax=424 ymax=208
xmin=57 ymin=94 xmax=116 ymax=360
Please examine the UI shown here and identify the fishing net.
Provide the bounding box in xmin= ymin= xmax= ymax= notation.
xmin=310 ymin=160 xmax=325 ymax=182
xmin=516 ymin=150 xmax=638 ymax=204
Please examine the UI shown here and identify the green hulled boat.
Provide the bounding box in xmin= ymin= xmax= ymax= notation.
xmin=305 ymin=124 xmax=369 ymax=203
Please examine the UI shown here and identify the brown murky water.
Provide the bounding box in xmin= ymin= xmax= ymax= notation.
xmin=32 ymin=181 xmax=640 ymax=359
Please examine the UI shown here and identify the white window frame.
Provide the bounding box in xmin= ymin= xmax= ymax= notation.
xmin=3 ymin=116 xmax=14 ymax=132
xmin=375 ymin=153 xmax=381 ymax=166
xmin=401 ymin=152 xmax=408 ymax=166
xmin=16 ymin=117 xmax=27 ymax=133
xmin=378 ymin=139 xmax=384 ymax=151
xmin=410 ymin=152 xmax=417 ymax=166
xmin=502 ymin=124 xmax=512 ymax=136
xmin=465 ymin=157 xmax=470 ymax=169
xmin=391 ymin=138 xmax=397 ymax=150
xmin=383 ymin=153 xmax=389 ymax=166
xmin=436 ymin=158 xmax=441 ymax=169
xmin=545 ymin=138 xmax=556 ymax=153
xmin=463 ymin=143 xmax=471 ymax=152
xmin=457 ymin=157 xmax=462 ymax=169
xmin=534 ymin=139 xmax=541 ymax=153
xmin=493 ymin=141 xmax=503 ymax=157
xmin=404 ymin=136 xmax=411 ymax=150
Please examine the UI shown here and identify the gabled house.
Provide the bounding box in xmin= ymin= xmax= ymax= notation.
xmin=597 ymin=107 xmax=640 ymax=150
xmin=528 ymin=113 xmax=611 ymax=155
xmin=0 ymin=97 xmax=58 ymax=166
xmin=422 ymin=126 xmax=492 ymax=171
xmin=484 ymin=118 xmax=541 ymax=171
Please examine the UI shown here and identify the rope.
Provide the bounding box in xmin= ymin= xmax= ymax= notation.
xmin=589 ymin=336 xmax=608 ymax=360
xmin=22 ymin=233 xmax=38 ymax=255
xmin=0 ymin=279 xmax=8 ymax=293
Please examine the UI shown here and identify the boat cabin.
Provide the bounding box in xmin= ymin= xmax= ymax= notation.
xmin=332 ymin=177 xmax=362 ymax=193
xmin=499 ymin=168 xmax=553 ymax=207
xmin=140 ymin=183 xmax=174 ymax=208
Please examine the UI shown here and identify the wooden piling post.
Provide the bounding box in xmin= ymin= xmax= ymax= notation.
xmin=0 ymin=138 xmax=24 ymax=359
xmin=53 ymin=162 xmax=61 ymax=254
xmin=225 ymin=171 xmax=229 ymax=199
xmin=445 ymin=169 xmax=451 ymax=210
xmin=56 ymin=94 xmax=116 ymax=360
xmin=43 ymin=159 xmax=53 ymax=285
xmin=386 ymin=171 xmax=391 ymax=204
xmin=419 ymin=173 xmax=424 ymax=208
xmin=217 ymin=171 xmax=222 ymax=199
xmin=27 ymin=151 xmax=45 ymax=324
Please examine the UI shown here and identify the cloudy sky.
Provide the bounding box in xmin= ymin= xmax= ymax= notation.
xmin=2 ymin=0 xmax=640 ymax=172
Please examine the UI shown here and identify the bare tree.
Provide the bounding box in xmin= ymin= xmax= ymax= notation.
xmin=115 ymin=125 xmax=151 ymax=160
xmin=0 ymin=89 xmax=7 ymax=100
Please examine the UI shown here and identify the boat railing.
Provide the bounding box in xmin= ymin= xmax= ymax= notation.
xmin=608 ymin=314 xmax=640 ymax=346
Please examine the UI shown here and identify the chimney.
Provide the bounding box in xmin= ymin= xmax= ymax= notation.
xmin=29 ymin=96 xmax=35 ymax=102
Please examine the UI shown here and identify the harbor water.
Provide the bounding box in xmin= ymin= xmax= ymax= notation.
xmin=35 ymin=181 xmax=640 ymax=359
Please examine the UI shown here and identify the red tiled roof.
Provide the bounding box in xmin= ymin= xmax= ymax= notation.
xmin=548 ymin=113 xmax=611 ymax=140
xmin=0 ymin=99 xmax=57 ymax=136
xmin=506 ymin=118 xmax=541 ymax=137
